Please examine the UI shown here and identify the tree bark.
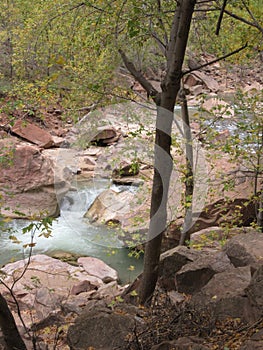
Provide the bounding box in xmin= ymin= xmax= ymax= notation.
xmin=257 ymin=189 xmax=263 ymax=232
xmin=0 ymin=293 xmax=27 ymax=350
xmin=139 ymin=106 xmax=173 ymax=305
xmin=138 ymin=0 xmax=196 ymax=304
xmin=179 ymin=87 xmax=194 ymax=245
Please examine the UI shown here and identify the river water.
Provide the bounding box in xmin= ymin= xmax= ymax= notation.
xmin=0 ymin=179 xmax=143 ymax=284
xmin=0 ymin=100 xmax=243 ymax=284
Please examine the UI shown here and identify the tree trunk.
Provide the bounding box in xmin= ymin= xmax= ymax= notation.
xmin=0 ymin=293 xmax=27 ymax=350
xmin=139 ymin=0 xmax=196 ymax=305
xmin=257 ymin=188 xmax=263 ymax=232
xmin=138 ymin=106 xmax=173 ymax=304
xmin=179 ymin=87 xmax=194 ymax=245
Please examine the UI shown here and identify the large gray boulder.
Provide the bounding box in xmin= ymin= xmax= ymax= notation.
xmin=158 ymin=246 xmax=202 ymax=290
xmin=245 ymin=264 xmax=263 ymax=319
xmin=67 ymin=304 xmax=144 ymax=350
xmin=223 ymin=231 xmax=263 ymax=267
xmin=175 ymin=251 xmax=232 ymax=294
xmin=190 ymin=266 xmax=254 ymax=322
xmin=158 ymin=246 xmax=232 ymax=293
xmin=160 ymin=231 xmax=263 ymax=330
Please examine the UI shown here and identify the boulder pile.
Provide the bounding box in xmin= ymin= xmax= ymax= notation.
xmin=66 ymin=230 xmax=263 ymax=349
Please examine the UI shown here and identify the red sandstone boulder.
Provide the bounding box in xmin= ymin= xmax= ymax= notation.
xmin=11 ymin=120 xmax=54 ymax=148
xmin=77 ymin=256 xmax=118 ymax=283
xmin=0 ymin=138 xmax=71 ymax=218
xmin=91 ymin=126 xmax=120 ymax=146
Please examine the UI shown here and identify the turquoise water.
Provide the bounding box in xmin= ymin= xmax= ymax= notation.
xmin=0 ymin=179 xmax=143 ymax=284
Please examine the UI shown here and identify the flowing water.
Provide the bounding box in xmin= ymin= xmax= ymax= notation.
xmin=1 ymin=101 xmax=244 ymax=284
xmin=0 ymin=179 xmax=143 ymax=284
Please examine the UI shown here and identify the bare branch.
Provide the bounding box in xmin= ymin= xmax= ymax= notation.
xmin=212 ymin=0 xmax=263 ymax=35
xmin=241 ymin=0 xmax=263 ymax=35
xmin=197 ymin=0 xmax=215 ymax=3
xmin=46 ymin=2 xmax=86 ymax=24
xmin=114 ymin=0 xmax=128 ymax=39
xmin=182 ymin=42 xmax=248 ymax=76
xmin=119 ymin=49 xmax=161 ymax=104
xmin=156 ymin=0 xmax=169 ymax=47
xmin=150 ymin=30 xmax=167 ymax=55
xmin=83 ymin=79 xmax=157 ymax=110
xmin=223 ymin=7 xmax=263 ymax=35
xmin=216 ymin=0 xmax=227 ymax=35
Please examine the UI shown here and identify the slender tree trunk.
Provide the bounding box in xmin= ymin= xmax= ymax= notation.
xmin=255 ymin=130 xmax=263 ymax=231
xmin=139 ymin=0 xmax=196 ymax=304
xmin=257 ymin=189 xmax=263 ymax=232
xmin=179 ymin=87 xmax=194 ymax=245
xmin=0 ymin=293 xmax=27 ymax=350
xmin=139 ymin=106 xmax=173 ymax=304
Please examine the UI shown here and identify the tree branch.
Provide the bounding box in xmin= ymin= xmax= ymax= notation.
xmin=119 ymin=49 xmax=161 ymax=104
xmin=241 ymin=0 xmax=263 ymax=35
xmin=224 ymin=9 xmax=263 ymax=35
xmin=215 ymin=0 xmax=227 ymax=35
xmin=196 ymin=0 xmax=215 ymax=3
xmin=150 ymin=29 xmax=167 ymax=55
xmin=182 ymin=42 xmax=248 ymax=76
xmin=156 ymin=0 xmax=169 ymax=47
xmin=165 ymin=4 xmax=181 ymax=72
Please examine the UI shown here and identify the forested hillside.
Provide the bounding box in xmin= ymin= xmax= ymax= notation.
xmin=0 ymin=0 xmax=262 ymax=114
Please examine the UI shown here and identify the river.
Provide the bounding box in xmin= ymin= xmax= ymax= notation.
xmin=0 ymin=178 xmax=143 ymax=284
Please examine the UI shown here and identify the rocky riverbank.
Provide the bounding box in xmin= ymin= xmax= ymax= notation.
xmin=0 ymin=228 xmax=262 ymax=349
